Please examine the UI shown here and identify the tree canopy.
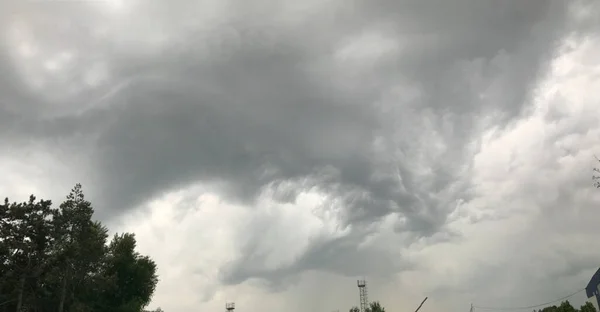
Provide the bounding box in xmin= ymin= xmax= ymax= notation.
xmin=533 ymin=300 xmax=597 ymax=312
xmin=349 ymin=301 xmax=386 ymax=312
xmin=0 ymin=184 xmax=158 ymax=312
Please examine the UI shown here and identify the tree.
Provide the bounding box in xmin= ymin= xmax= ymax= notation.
xmin=349 ymin=302 xmax=386 ymax=312
xmin=366 ymin=301 xmax=385 ymax=312
xmin=99 ymin=233 xmax=158 ymax=312
xmin=559 ymin=301 xmax=578 ymax=312
xmin=0 ymin=198 xmax=12 ymax=304
xmin=533 ymin=300 xmax=597 ymax=312
xmin=0 ymin=196 xmax=54 ymax=311
xmin=581 ymin=302 xmax=597 ymax=312
xmin=52 ymin=184 xmax=105 ymax=312
xmin=0 ymin=184 xmax=159 ymax=312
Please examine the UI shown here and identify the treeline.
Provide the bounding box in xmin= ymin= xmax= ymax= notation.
xmin=534 ymin=300 xmax=596 ymax=312
xmin=0 ymin=184 xmax=159 ymax=312
xmin=349 ymin=301 xmax=386 ymax=312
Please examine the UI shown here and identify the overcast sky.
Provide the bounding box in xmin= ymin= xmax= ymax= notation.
xmin=1 ymin=0 xmax=600 ymax=311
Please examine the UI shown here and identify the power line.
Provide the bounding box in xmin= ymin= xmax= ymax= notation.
xmin=473 ymin=288 xmax=585 ymax=311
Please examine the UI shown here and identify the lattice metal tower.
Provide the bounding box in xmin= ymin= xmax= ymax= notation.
xmin=357 ymin=280 xmax=368 ymax=312
xmin=226 ymin=302 xmax=235 ymax=312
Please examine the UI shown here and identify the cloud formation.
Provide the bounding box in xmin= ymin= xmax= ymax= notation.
xmin=1 ymin=0 xmax=600 ymax=311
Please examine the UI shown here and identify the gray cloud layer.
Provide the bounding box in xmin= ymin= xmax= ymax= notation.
xmin=1 ymin=0 xmax=597 ymax=303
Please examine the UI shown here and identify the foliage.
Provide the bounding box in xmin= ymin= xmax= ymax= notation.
xmin=581 ymin=302 xmax=597 ymax=312
xmin=0 ymin=184 xmax=159 ymax=312
xmin=366 ymin=301 xmax=385 ymax=312
xmin=349 ymin=301 xmax=385 ymax=312
xmin=533 ymin=300 xmax=597 ymax=312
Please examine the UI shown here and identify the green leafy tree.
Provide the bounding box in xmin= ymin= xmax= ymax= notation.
xmin=0 ymin=196 xmax=54 ymax=311
xmin=100 ymin=233 xmax=158 ymax=312
xmin=0 ymin=184 xmax=159 ymax=312
xmin=52 ymin=184 xmax=106 ymax=312
xmin=534 ymin=300 xmax=594 ymax=312
xmin=0 ymin=198 xmax=12 ymax=305
xmin=558 ymin=300 xmax=578 ymax=312
xmin=538 ymin=305 xmax=559 ymax=312
xmin=366 ymin=301 xmax=385 ymax=312
xmin=350 ymin=302 xmax=386 ymax=312
xmin=581 ymin=302 xmax=597 ymax=312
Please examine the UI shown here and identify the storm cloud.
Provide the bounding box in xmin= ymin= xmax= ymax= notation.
xmin=1 ymin=0 xmax=600 ymax=311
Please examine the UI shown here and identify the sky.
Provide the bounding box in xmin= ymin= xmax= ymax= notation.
xmin=1 ymin=0 xmax=600 ymax=311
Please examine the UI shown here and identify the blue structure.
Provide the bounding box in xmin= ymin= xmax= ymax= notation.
xmin=586 ymin=268 xmax=600 ymax=309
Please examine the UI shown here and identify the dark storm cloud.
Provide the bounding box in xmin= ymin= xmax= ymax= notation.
xmin=205 ymin=0 xmax=572 ymax=286
xmin=0 ymin=0 xmax=575 ymax=289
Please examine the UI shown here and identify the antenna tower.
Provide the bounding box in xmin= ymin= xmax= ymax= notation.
xmin=357 ymin=280 xmax=369 ymax=312
xmin=226 ymin=302 xmax=235 ymax=312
